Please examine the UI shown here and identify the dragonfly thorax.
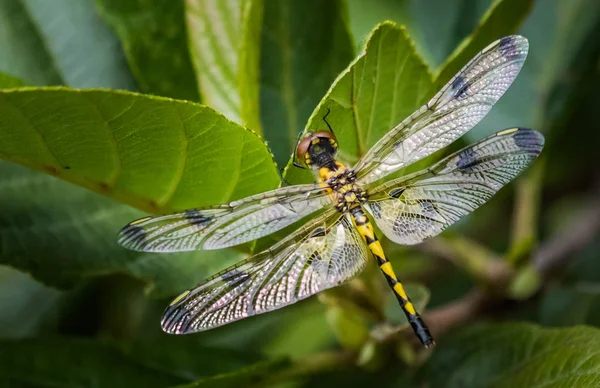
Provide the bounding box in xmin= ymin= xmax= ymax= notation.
xmin=321 ymin=167 xmax=367 ymax=213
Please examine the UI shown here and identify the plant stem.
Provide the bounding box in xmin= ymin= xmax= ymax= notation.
xmin=508 ymin=159 xmax=545 ymax=264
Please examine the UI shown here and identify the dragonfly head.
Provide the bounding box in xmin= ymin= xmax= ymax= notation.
xmin=295 ymin=130 xmax=338 ymax=169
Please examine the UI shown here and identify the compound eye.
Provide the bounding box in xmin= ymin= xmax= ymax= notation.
xmin=295 ymin=133 xmax=313 ymax=165
xmin=312 ymin=130 xmax=336 ymax=143
xmin=311 ymin=131 xmax=338 ymax=152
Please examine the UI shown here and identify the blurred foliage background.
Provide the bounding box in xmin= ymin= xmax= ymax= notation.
xmin=0 ymin=0 xmax=599 ymax=387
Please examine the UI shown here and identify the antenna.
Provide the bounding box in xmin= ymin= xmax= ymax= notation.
xmin=323 ymin=108 xmax=334 ymax=135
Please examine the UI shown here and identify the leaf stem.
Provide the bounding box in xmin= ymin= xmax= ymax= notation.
xmin=508 ymin=156 xmax=546 ymax=264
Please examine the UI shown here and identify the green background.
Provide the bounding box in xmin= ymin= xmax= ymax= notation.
xmin=0 ymin=0 xmax=599 ymax=386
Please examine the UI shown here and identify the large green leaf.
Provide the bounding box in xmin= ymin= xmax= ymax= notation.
xmin=95 ymin=0 xmax=199 ymax=100
xmin=0 ymin=88 xmax=279 ymax=213
xmin=0 ymin=87 xmax=278 ymax=292
xmin=0 ymin=265 xmax=61 ymax=337
xmin=407 ymin=0 xmax=493 ymax=68
xmin=284 ymin=22 xmax=432 ymax=184
xmin=258 ymin=0 xmax=354 ymax=166
xmin=172 ymin=358 xmax=290 ymax=388
xmin=539 ymin=285 xmax=600 ymax=328
xmin=0 ymin=162 xmax=245 ymax=293
xmin=420 ymin=323 xmax=600 ymax=387
xmin=347 ymin=0 xmax=410 ymax=49
xmin=238 ymin=0 xmax=264 ymax=133
xmin=0 ymin=337 xmax=261 ymax=387
xmin=434 ymin=0 xmax=535 ymax=88
xmin=186 ymin=0 xmax=244 ymax=124
xmin=0 ymin=0 xmax=135 ymax=89
xmin=0 ymin=72 xmax=25 ymax=88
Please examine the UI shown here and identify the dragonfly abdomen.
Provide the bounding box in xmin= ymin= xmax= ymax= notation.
xmin=350 ymin=206 xmax=435 ymax=348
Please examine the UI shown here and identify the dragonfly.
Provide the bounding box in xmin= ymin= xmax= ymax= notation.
xmin=118 ymin=35 xmax=543 ymax=348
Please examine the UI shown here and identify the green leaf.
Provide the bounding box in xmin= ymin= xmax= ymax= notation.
xmin=326 ymin=305 xmax=370 ymax=351
xmin=95 ymin=0 xmax=199 ymax=100
xmin=420 ymin=323 xmax=600 ymax=387
xmin=406 ymin=0 xmax=493 ymax=68
xmin=238 ymin=0 xmax=264 ymax=133
xmin=258 ymin=0 xmax=354 ymax=166
xmin=285 ymin=21 xmax=433 ymax=184
xmin=0 ymin=0 xmax=135 ymax=89
xmin=0 ymin=265 xmax=61 ymax=337
xmin=0 ymin=338 xmax=185 ymax=387
xmin=539 ymin=284 xmax=600 ymax=327
xmin=0 ymin=88 xmax=277 ymax=292
xmin=118 ymin=337 xmax=261 ymax=381
xmin=0 ymin=337 xmax=261 ymax=387
xmin=347 ymin=0 xmax=411 ymax=49
xmin=433 ymin=0 xmax=535 ymax=88
xmin=0 ymin=88 xmax=279 ymax=214
xmin=171 ymin=357 xmax=290 ymax=388
xmin=186 ymin=0 xmax=244 ymax=125
xmin=261 ymin=300 xmax=335 ymax=358
xmin=0 ymin=162 xmax=245 ymax=293
xmin=0 ymin=72 xmax=25 ymax=88
xmin=195 ymin=298 xmax=335 ymax=359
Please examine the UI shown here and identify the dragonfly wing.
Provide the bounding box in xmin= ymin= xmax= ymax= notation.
xmin=161 ymin=209 xmax=369 ymax=334
xmin=118 ymin=184 xmax=331 ymax=252
xmin=365 ymin=128 xmax=544 ymax=244
xmin=355 ymin=35 xmax=529 ymax=185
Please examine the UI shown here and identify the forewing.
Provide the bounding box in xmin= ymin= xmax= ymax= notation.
xmin=365 ymin=128 xmax=544 ymax=244
xmin=118 ymin=184 xmax=331 ymax=252
xmin=354 ymin=35 xmax=529 ymax=185
xmin=161 ymin=210 xmax=369 ymax=334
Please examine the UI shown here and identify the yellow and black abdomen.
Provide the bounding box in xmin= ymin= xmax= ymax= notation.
xmin=350 ymin=206 xmax=435 ymax=348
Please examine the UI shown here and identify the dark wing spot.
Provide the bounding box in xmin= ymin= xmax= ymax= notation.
xmin=456 ymin=147 xmax=479 ymax=172
xmin=451 ymin=75 xmax=464 ymax=90
xmin=161 ymin=304 xmax=192 ymax=334
xmin=451 ymin=75 xmax=470 ymax=99
xmin=184 ymin=210 xmax=212 ymax=226
xmin=309 ymin=226 xmax=326 ymax=238
xmin=369 ymin=202 xmax=383 ymax=219
xmin=512 ymin=128 xmax=544 ymax=152
xmin=499 ymin=36 xmax=517 ymax=57
xmin=389 ymin=187 xmax=406 ymax=198
xmin=119 ymin=224 xmax=147 ymax=248
xmin=419 ymin=201 xmax=437 ymax=217
xmin=221 ymin=268 xmax=251 ymax=285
